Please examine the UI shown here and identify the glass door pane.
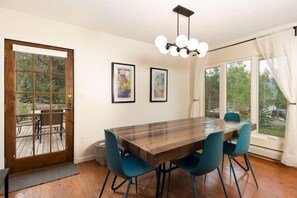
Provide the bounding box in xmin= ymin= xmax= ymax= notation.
xmin=15 ymin=51 xmax=67 ymax=158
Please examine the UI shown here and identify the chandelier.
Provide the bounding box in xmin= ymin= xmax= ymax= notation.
xmin=155 ymin=5 xmax=209 ymax=58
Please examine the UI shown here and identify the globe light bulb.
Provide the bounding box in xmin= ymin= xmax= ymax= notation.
xmin=155 ymin=35 xmax=167 ymax=49
xmin=197 ymin=42 xmax=209 ymax=53
xmin=175 ymin=35 xmax=188 ymax=48
xmin=187 ymin=38 xmax=199 ymax=51
xmin=197 ymin=51 xmax=206 ymax=58
xmin=170 ymin=46 xmax=179 ymax=56
xmin=180 ymin=49 xmax=189 ymax=58
xmin=159 ymin=46 xmax=169 ymax=54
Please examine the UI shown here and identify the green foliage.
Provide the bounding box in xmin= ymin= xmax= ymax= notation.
xmin=271 ymin=78 xmax=287 ymax=109
xmin=258 ymin=63 xmax=286 ymax=137
xmin=205 ymin=68 xmax=220 ymax=112
xmin=16 ymin=52 xmax=32 ymax=70
xmin=15 ymin=52 xmax=66 ymax=112
xmin=226 ymin=61 xmax=250 ymax=112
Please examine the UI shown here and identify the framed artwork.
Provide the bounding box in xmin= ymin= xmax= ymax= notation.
xmin=112 ymin=62 xmax=135 ymax=103
xmin=150 ymin=67 xmax=168 ymax=102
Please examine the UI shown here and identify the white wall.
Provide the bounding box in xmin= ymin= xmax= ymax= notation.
xmin=0 ymin=8 xmax=191 ymax=168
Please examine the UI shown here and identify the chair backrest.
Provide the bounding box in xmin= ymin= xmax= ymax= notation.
xmin=195 ymin=131 xmax=224 ymax=175
xmin=224 ymin=112 xmax=240 ymax=122
xmin=104 ymin=130 xmax=127 ymax=179
xmin=233 ymin=123 xmax=252 ymax=156
xmin=41 ymin=109 xmax=63 ymax=127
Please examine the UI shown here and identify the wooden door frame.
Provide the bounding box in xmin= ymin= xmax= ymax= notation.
xmin=4 ymin=39 xmax=74 ymax=173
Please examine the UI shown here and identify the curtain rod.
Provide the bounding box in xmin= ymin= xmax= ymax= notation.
xmin=209 ymin=26 xmax=297 ymax=53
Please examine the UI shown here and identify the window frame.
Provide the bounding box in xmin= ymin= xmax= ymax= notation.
xmin=203 ymin=56 xmax=284 ymax=152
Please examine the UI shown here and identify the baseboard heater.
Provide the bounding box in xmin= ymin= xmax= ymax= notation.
xmin=248 ymin=144 xmax=282 ymax=161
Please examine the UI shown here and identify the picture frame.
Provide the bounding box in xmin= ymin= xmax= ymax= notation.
xmin=150 ymin=67 xmax=168 ymax=102
xmin=112 ymin=62 xmax=135 ymax=103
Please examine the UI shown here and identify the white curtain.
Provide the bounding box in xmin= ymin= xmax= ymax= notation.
xmin=190 ymin=57 xmax=206 ymax=117
xmin=257 ymin=29 xmax=297 ymax=167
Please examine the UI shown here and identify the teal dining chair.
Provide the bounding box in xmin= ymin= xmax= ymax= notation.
xmin=223 ymin=123 xmax=258 ymax=198
xmin=166 ymin=131 xmax=228 ymax=198
xmin=224 ymin=112 xmax=240 ymax=122
xmin=222 ymin=112 xmax=242 ymax=168
xmin=99 ymin=130 xmax=158 ymax=198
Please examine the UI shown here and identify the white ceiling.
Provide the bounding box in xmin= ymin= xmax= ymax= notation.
xmin=1 ymin=0 xmax=297 ymax=49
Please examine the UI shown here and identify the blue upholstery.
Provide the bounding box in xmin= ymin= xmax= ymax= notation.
xmin=224 ymin=112 xmax=240 ymax=122
xmin=99 ymin=130 xmax=157 ymax=198
xmin=224 ymin=112 xmax=240 ymax=143
xmin=224 ymin=123 xmax=251 ymax=156
xmin=167 ymin=131 xmax=228 ymax=198
xmin=223 ymin=123 xmax=258 ymax=198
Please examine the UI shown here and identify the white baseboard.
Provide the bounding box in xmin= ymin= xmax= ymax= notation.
xmin=249 ymin=144 xmax=282 ymax=161
xmin=74 ymin=154 xmax=96 ymax=164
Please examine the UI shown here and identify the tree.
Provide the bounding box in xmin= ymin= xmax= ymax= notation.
xmin=205 ymin=68 xmax=220 ymax=112
xmin=271 ymin=78 xmax=287 ymax=109
xmin=259 ymin=69 xmax=274 ymax=127
xmin=226 ymin=62 xmax=250 ymax=112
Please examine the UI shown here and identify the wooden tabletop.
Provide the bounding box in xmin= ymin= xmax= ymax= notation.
xmin=109 ymin=117 xmax=256 ymax=166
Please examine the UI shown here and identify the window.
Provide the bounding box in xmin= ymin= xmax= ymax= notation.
xmin=205 ymin=67 xmax=220 ymax=118
xmin=226 ymin=60 xmax=251 ymax=121
xmin=259 ymin=60 xmax=286 ymax=138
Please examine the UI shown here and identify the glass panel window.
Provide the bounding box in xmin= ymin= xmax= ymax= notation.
xmin=16 ymin=52 xmax=33 ymax=71
xmin=259 ymin=60 xmax=286 ymax=137
xmin=226 ymin=60 xmax=251 ymax=121
xmin=16 ymin=72 xmax=33 ymax=92
xmin=16 ymin=94 xmax=33 ymax=114
xmin=205 ymin=67 xmax=220 ymax=118
xmin=35 ymin=73 xmax=50 ymax=92
xmin=52 ymin=94 xmax=65 ymax=110
xmin=52 ymin=56 xmax=66 ymax=74
xmin=52 ymin=74 xmax=65 ymax=92
xmin=35 ymin=54 xmax=50 ymax=72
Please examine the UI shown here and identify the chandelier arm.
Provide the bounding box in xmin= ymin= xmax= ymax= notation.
xmin=188 ymin=16 xmax=190 ymax=39
xmin=177 ymin=12 xmax=179 ymax=37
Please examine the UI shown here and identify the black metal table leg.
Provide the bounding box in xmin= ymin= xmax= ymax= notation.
xmin=155 ymin=165 xmax=161 ymax=198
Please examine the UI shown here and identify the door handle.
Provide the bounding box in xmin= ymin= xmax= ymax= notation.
xmin=67 ymin=95 xmax=72 ymax=111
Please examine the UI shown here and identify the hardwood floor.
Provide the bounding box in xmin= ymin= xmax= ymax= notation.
xmin=2 ymin=155 xmax=297 ymax=198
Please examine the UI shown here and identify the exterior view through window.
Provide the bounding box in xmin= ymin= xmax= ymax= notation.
xmin=205 ymin=67 xmax=220 ymax=118
xmin=259 ymin=60 xmax=286 ymax=137
xmin=226 ymin=60 xmax=251 ymax=121
xmin=15 ymin=52 xmax=67 ymax=158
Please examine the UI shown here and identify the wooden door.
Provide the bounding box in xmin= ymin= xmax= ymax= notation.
xmin=5 ymin=39 xmax=74 ymax=173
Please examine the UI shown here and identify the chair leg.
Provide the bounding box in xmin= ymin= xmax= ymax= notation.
xmin=124 ymin=178 xmax=132 ymax=198
xmin=222 ymin=154 xmax=225 ymax=173
xmin=156 ymin=165 xmax=161 ymax=198
xmin=135 ymin=176 xmax=138 ymax=193
xmin=111 ymin=175 xmax=127 ymax=192
xmin=204 ymin=174 xmax=207 ymax=184
xmin=191 ymin=174 xmax=198 ymax=198
xmin=160 ymin=163 xmax=166 ymax=196
xmin=98 ymin=170 xmax=110 ymax=198
xmin=166 ymin=162 xmax=172 ymax=198
xmin=228 ymin=156 xmax=242 ymax=198
xmin=243 ymin=153 xmax=250 ymax=171
xmin=217 ymin=167 xmax=228 ymax=198
xmin=244 ymin=153 xmax=258 ymax=188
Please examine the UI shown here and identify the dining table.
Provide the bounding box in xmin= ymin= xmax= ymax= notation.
xmin=108 ymin=116 xmax=256 ymax=197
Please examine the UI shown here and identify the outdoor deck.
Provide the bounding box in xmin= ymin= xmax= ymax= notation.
xmin=16 ymin=124 xmax=66 ymax=158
